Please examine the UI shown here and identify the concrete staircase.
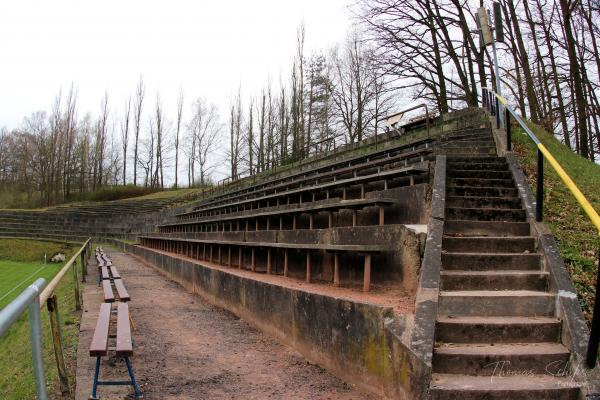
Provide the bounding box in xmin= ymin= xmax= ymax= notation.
xmin=430 ymin=134 xmax=580 ymax=398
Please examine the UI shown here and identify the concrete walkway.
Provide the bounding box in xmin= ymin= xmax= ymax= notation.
xmin=75 ymin=248 xmax=375 ymax=399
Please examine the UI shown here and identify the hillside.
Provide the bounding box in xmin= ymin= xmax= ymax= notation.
xmin=512 ymin=122 xmax=600 ymax=324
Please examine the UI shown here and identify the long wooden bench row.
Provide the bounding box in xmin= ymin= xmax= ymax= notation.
xmin=140 ymin=235 xmax=388 ymax=292
xmin=90 ymin=248 xmax=140 ymax=399
xmin=96 ymin=248 xmax=130 ymax=303
xmin=188 ymin=136 xmax=435 ymax=212
xmin=160 ymin=198 xmax=398 ymax=233
xmin=179 ymin=164 xmax=428 ymax=220
xmin=185 ymin=145 xmax=433 ymax=214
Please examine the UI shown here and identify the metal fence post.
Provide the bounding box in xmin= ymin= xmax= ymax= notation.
xmin=587 ymin=246 xmax=600 ymax=367
xmin=495 ymin=97 xmax=500 ymax=129
xmin=28 ymin=280 xmax=48 ymax=400
xmin=47 ymin=295 xmax=70 ymax=394
xmin=536 ymin=149 xmax=544 ymax=222
xmin=81 ymin=249 xmax=86 ymax=282
xmin=72 ymin=261 xmax=81 ymax=311
xmin=505 ymin=108 xmax=512 ymax=151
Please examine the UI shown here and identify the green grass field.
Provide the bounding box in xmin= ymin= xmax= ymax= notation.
xmin=0 ymin=239 xmax=81 ymax=399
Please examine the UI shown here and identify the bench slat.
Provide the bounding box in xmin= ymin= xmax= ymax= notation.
xmin=89 ymin=303 xmax=111 ymax=356
xmin=116 ymin=303 xmax=133 ymax=356
xmin=101 ymin=266 xmax=109 ymax=280
xmin=102 ymin=280 xmax=115 ymax=302
xmin=110 ymin=266 xmax=121 ymax=279
xmin=114 ymin=279 xmax=130 ymax=301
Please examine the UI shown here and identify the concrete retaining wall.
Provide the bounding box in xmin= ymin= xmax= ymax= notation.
xmin=112 ymin=240 xmax=429 ymax=399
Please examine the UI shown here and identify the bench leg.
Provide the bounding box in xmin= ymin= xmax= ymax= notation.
xmin=125 ymin=357 xmax=143 ymax=399
xmin=363 ymin=254 xmax=371 ymax=292
xmin=91 ymin=356 xmax=101 ymax=400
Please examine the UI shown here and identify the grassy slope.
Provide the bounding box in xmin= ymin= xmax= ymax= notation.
xmin=0 ymin=239 xmax=80 ymax=399
xmin=511 ymin=123 xmax=600 ymax=324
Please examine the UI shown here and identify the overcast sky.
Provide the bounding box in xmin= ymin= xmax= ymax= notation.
xmin=0 ymin=0 xmax=352 ymax=182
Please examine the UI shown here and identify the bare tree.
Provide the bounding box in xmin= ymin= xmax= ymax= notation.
xmin=133 ymin=76 xmax=145 ymax=186
xmin=120 ymin=97 xmax=131 ymax=185
xmin=174 ymin=89 xmax=184 ymax=188
xmin=153 ymin=94 xmax=165 ymax=188
xmin=188 ymin=98 xmax=220 ymax=186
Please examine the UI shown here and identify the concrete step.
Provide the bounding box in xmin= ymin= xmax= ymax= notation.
xmin=440 ymin=270 xmax=549 ymax=291
xmin=445 ymin=196 xmax=522 ymax=209
xmin=442 ymin=252 xmax=541 ymax=270
xmin=442 ymin=135 xmax=494 ymax=144
xmin=446 ymin=207 xmax=526 ymax=222
xmin=447 ymin=169 xmax=513 ymax=179
xmin=443 ymin=236 xmax=536 ymax=253
xmin=447 ymin=186 xmax=518 ymax=197
xmin=445 ymin=220 xmax=531 ymax=237
xmin=441 ymin=140 xmax=496 ymax=148
xmin=446 ymin=156 xmax=505 ymax=164
xmin=448 ymin=177 xmax=515 ymax=188
xmin=430 ymin=373 xmax=579 ymax=400
xmin=435 ymin=316 xmax=561 ymax=344
xmin=447 ymin=162 xmax=508 ymax=172
xmin=442 ymin=147 xmax=497 ymax=156
xmin=432 ymin=343 xmax=570 ymax=375
xmin=438 ymin=290 xmax=556 ymax=317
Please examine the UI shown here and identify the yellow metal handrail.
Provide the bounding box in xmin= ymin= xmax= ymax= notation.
xmin=483 ymin=87 xmax=600 ymax=369
xmin=484 ymin=88 xmax=600 ymax=233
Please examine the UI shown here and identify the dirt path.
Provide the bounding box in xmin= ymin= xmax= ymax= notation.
xmin=75 ymin=249 xmax=376 ymax=400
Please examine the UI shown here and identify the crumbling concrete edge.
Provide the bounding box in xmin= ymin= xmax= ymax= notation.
xmin=505 ymin=152 xmax=600 ymax=396
xmin=405 ymin=155 xmax=446 ymax=398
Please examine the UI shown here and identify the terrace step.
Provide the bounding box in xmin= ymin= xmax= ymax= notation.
xmin=432 ymin=343 xmax=570 ymax=375
xmin=446 ymin=156 xmax=505 ymax=164
xmin=446 ymin=163 xmax=508 ymax=172
xmin=447 ymin=169 xmax=513 ymax=179
xmin=441 ymin=147 xmax=497 ymax=156
xmin=447 ymin=185 xmax=518 ymax=197
xmin=440 ymin=270 xmax=549 ymax=291
xmin=445 ymin=207 xmax=526 ymax=222
xmin=445 ymin=196 xmax=522 ymax=209
xmin=442 ymin=236 xmax=535 ymax=253
xmin=435 ymin=316 xmax=561 ymax=343
xmin=429 ymin=373 xmax=579 ymax=400
xmin=448 ymin=177 xmax=515 ymax=188
xmin=441 ymin=140 xmax=497 ymax=148
xmin=441 ymin=252 xmax=541 ymax=270
xmin=438 ymin=290 xmax=555 ymax=317
xmin=444 ymin=220 xmax=531 ymax=237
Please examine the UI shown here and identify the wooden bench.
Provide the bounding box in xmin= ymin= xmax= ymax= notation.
xmin=160 ymin=198 xmax=398 ymax=233
xmin=181 ymin=165 xmax=427 ymax=220
xmin=184 ymin=146 xmax=432 ymax=214
xmin=89 ymin=302 xmax=141 ymax=399
xmin=140 ymin=235 xmax=388 ymax=292
xmin=101 ymin=266 xmax=131 ymax=302
xmin=180 ymin=139 xmax=434 ymax=214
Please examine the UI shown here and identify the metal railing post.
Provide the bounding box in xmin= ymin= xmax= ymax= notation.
xmin=587 ymin=246 xmax=600 ymax=367
xmin=81 ymin=249 xmax=86 ymax=282
xmin=28 ymin=279 xmax=48 ymax=400
xmin=482 ymin=88 xmax=487 ymax=108
xmin=536 ymin=149 xmax=544 ymax=222
xmin=72 ymin=261 xmax=81 ymax=311
xmin=495 ymin=97 xmax=500 ymax=129
xmin=47 ymin=294 xmax=70 ymax=394
xmin=505 ymin=107 xmax=512 ymax=151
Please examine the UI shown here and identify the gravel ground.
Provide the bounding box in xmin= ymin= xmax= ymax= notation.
xmin=75 ymin=250 xmax=377 ymax=400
